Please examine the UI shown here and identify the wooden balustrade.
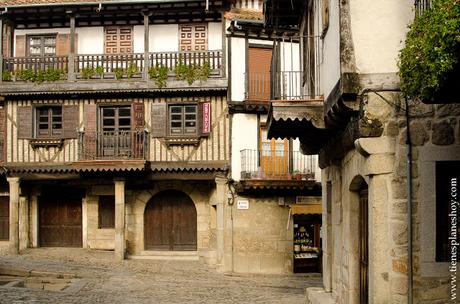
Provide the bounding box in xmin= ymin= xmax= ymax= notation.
xmin=2 ymin=50 xmax=223 ymax=82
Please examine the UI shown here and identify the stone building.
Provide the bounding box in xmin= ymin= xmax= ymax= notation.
xmin=263 ymin=0 xmax=459 ymax=303
xmin=0 ymin=0 xmax=323 ymax=275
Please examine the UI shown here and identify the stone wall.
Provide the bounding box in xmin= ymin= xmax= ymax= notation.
xmin=230 ymin=194 xmax=293 ymax=274
xmin=319 ymin=93 xmax=459 ymax=304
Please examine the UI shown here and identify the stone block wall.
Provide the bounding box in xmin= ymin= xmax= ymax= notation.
xmin=230 ymin=195 xmax=292 ymax=274
xmin=320 ymin=93 xmax=459 ymax=303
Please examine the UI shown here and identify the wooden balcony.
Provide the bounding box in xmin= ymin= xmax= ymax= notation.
xmin=0 ymin=50 xmax=226 ymax=95
xmin=240 ymin=149 xmax=317 ymax=181
xmin=78 ymin=130 xmax=148 ymax=161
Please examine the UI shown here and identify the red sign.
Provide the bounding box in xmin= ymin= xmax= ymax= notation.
xmin=202 ymin=102 xmax=211 ymax=134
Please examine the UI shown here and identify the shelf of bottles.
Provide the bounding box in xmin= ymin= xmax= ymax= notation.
xmin=293 ymin=223 xmax=320 ymax=259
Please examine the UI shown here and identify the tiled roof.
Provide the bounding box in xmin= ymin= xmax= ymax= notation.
xmin=224 ymin=8 xmax=263 ymax=21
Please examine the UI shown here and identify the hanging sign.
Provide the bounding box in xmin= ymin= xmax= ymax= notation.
xmin=237 ymin=200 xmax=249 ymax=210
xmin=202 ymin=102 xmax=211 ymax=134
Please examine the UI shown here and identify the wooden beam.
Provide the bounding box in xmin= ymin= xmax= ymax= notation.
xmin=68 ymin=14 xmax=76 ymax=81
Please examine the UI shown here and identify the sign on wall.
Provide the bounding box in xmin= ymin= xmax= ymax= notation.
xmin=237 ymin=200 xmax=249 ymax=210
xmin=202 ymin=102 xmax=211 ymax=134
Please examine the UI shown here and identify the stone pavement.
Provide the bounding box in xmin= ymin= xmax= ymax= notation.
xmin=0 ymin=248 xmax=322 ymax=304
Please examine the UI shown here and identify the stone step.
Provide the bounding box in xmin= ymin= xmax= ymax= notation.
xmin=128 ymin=251 xmax=199 ymax=261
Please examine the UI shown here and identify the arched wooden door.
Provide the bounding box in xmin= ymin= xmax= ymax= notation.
xmin=144 ymin=190 xmax=197 ymax=251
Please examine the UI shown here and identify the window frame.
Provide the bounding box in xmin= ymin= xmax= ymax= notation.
xmin=167 ymin=103 xmax=198 ymax=137
xmin=27 ymin=34 xmax=57 ymax=57
xmin=34 ymin=105 xmax=63 ymax=138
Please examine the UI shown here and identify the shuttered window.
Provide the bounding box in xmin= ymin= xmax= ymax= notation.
xmin=169 ymin=105 xmax=197 ymax=136
xmin=0 ymin=197 xmax=9 ymax=241
xmin=28 ymin=35 xmax=56 ymax=57
xmin=179 ymin=24 xmax=207 ymax=51
xmin=104 ymin=26 xmax=133 ymax=54
xmin=36 ymin=106 xmax=62 ymax=137
xmin=98 ymin=195 xmax=115 ymax=229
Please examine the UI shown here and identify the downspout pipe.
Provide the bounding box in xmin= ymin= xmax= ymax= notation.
xmin=405 ymin=97 xmax=413 ymax=304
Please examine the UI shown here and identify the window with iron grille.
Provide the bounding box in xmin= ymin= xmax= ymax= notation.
xmin=168 ymin=104 xmax=198 ymax=136
xmin=35 ymin=106 xmax=62 ymax=138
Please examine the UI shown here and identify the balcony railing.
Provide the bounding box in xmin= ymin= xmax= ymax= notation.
xmin=240 ymin=149 xmax=317 ymax=180
xmin=2 ymin=50 xmax=223 ymax=82
xmin=415 ymin=0 xmax=431 ymax=17
xmin=78 ymin=130 xmax=148 ymax=160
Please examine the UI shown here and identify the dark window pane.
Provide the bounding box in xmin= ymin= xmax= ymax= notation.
xmin=119 ymin=118 xmax=131 ymax=126
xmin=171 ymin=122 xmax=182 ymax=128
xmin=185 ymin=114 xmax=196 ymax=120
xmin=119 ymin=108 xmax=131 ymax=117
xmin=185 ymin=121 xmax=196 ymax=127
xmin=103 ymin=119 xmax=115 ymax=126
xmin=185 ymin=106 xmax=196 ymax=113
xmin=171 ymin=114 xmax=182 ymax=120
xmin=52 ymin=107 xmax=62 ymax=115
xmin=171 ymin=107 xmax=182 ymax=113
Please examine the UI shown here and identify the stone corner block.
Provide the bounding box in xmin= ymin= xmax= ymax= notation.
xmin=364 ymin=153 xmax=395 ymax=176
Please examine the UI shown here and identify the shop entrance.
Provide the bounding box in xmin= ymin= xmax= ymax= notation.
xmin=144 ymin=190 xmax=197 ymax=251
xmin=292 ymin=213 xmax=322 ymax=273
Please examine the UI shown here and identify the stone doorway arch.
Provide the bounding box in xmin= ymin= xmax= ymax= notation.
xmin=144 ymin=190 xmax=197 ymax=251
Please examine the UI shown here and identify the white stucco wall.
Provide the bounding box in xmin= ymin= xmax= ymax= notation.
xmin=230 ymin=37 xmax=246 ymax=102
xmin=231 ymin=114 xmax=259 ymax=181
xmin=77 ymin=27 xmax=104 ymax=54
xmin=320 ymin=0 xmax=341 ymax=100
xmin=208 ymin=22 xmax=223 ymax=51
xmin=150 ymin=24 xmax=179 ymax=52
xmin=350 ymin=0 xmax=413 ymax=74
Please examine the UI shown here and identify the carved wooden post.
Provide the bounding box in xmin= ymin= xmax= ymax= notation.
xmin=0 ymin=18 xmax=3 ymax=84
xmin=68 ymin=14 xmax=76 ymax=81
xmin=142 ymin=12 xmax=150 ymax=80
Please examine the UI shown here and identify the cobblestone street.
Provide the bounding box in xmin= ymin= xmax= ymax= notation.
xmin=0 ymin=249 xmax=321 ymax=304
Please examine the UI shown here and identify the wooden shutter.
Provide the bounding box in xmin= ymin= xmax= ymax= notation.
xmin=151 ymin=103 xmax=167 ymax=138
xmin=15 ymin=35 xmax=26 ymax=57
xmin=62 ymin=105 xmax=79 ymax=139
xmin=104 ymin=26 xmax=133 ymax=54
xmin=98 ymin=195 xmax=115 ymax=229
xmin=84 ymin=103 xmax=97 ymax=158
xmin=132 ymin=103 xmax=145 ymax=130
xmin=179 ymin=24 xmax=208 ymax=51
xmin=17 ymin=106 xmax=33 ymax=139
xmin=56 ymin=34 xmax=78 ymax=56
xmin=198 ymin=101 xmax=211 ymax=137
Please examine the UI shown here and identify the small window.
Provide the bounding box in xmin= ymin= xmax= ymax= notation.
xmin=35 ymin=106 xmax=62 ymax=138
xmin=28 ymin=35 xmax=56 ymax=57
xmin=98 ymin=195 xmax=115 ymax=229
xmin=169 ymin=104 xmax=197 ymax=136
xmin=0 ymin=197 xmax=9 ymax=241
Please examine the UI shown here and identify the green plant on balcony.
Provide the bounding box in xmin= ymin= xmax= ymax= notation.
xmin=148 ymin=65 xmax=169 ymax=88
xmin=16 ymin=68 xmax=63 ymax=83
xmin=113 ymin=67 xmax=125 ymax=80
xmin=95 ymin=66 xmax=104 ymax=78
xmin=399 ymin=0 xmax=460 ymax=101
xmin=81 ymin=67 xmax=95 ymax=79
xmin=174 ymin=62 xmax=211 ymax=85
xmin=126 ymin=63 xmax=139 ymax=79
xmin=17 ymin=69 xmax=36 ymax=82
xmin=2 ymin=70 xmax=12 ymax=81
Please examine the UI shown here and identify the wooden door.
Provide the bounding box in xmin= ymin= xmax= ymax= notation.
xmin=248 ymin=47 xmax=272 ymax=101
xmin=104 ymin=26 xmax=133 ymax=54
xmin=0 ymin=197 xmax=9 ymax=240
xmin=260 ymin=128 xmax=289 ymax=178
xmin=39 ymin=192 xmax=82 ymax=247
xmin=144 ymin=190 xmax=197 ymax=251
xmin=359 ymin=188 xmax=369 ymax=304
xmin=179 ymin=24 xmax=207 ymax=51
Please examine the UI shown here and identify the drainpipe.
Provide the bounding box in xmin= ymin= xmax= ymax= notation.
xmin=405 ymin=97 xmax=413 ymax=304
